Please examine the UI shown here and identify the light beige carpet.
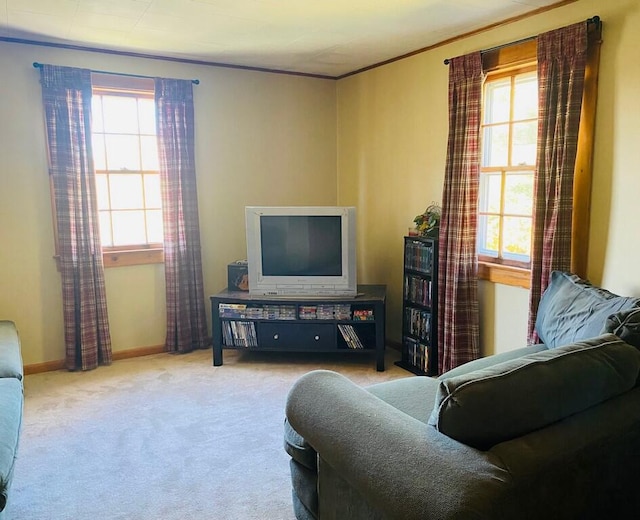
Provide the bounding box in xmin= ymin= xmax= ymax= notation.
xmin=9 ymin=348 xmax=410 ymax=519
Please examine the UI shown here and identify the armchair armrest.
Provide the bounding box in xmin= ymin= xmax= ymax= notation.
xmin=285 ymin=370 xmax=510 ymax=520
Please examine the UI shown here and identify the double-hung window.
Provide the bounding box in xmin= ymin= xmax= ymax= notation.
xmin=478 ymin=67 xmax=537 ymax=270
xmin=91 ymin=77 xmax=163 ymax=267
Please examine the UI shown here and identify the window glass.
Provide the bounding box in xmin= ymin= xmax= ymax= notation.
xmin=484 ymin=78 xmax=511 ymax=124
xmin=104 ymin=134 xmax=141 ymax=170
xmin=479 ymin=172 xmax=502 ymax=213
xmin=504 ymin=173 xmax=534 ymax=215
xmin=102 ymin=96 xmax=139 ymax=134
xmin=482 ymin=124 xmax=509 ymax=167
xmin=513 ymin=73 xmax=538 ymax=120
xmin=512 ymin=121 xmax=537 ymax=166
xmin=137 ymin=98 xmax=156 ymax=134
xmin=144 ymin=175 xmax=162 ymax=208
xmin=112 ymin=210 xmax=146 ymax=246
xmin=109 ymin=174 xmax=144 ymax=210
xmin=140 ymin=136 xmax=159 ymax=170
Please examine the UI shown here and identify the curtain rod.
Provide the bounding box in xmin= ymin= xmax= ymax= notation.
xmin=32 ymin=62 xmax=200 ymax=84
xmin=443 ymin=15 xmax=600 ymax=65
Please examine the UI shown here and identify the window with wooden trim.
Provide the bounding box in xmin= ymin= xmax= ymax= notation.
xmin=91 ymin=76 xmax=163 ymax=267
xmin=478 ymin=66 xmax=537 ymax=270
xmin=476 ymin=22 xmax=601 ymax=289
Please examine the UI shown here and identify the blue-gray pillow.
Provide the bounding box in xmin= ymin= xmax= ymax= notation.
xmin=428 ymin=334 xmax=640 ymax=450
xmin=604 ymin=307 xmax=640 ymax=350
xmin=535 ymin=271 xmax=639 ymax=349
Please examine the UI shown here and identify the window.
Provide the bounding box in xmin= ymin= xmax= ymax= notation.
xmin=91 ymin=77 xmax=163 ymax=267
xmin=476 ymin=23 xmax=600 ymax=289
xmin=478 ymin=67 xmax=537 ymax=269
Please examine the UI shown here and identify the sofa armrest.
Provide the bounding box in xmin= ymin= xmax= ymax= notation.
xmin=285 ymin=370 xmax=510 ymax=520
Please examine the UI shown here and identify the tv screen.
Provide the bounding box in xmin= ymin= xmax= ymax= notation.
xmin=260 ymin=215 xmax=342 ymax=277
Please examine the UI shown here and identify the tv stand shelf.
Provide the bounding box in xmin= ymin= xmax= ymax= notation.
xmin=210 ymin=284 xmax=386 ymax=371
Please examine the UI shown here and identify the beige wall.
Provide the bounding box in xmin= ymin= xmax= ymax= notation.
xmin=337 ymin=0 xmax=640 ymax=355
xmin=0 ymin=43 xmax=337 ymax=365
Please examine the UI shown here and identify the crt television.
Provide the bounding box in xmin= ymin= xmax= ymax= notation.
xmin=245 ymin=206 xmax=357 ymax=297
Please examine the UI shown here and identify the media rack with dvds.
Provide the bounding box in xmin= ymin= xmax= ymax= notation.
xmin=210 ymin=285 xmax=386 ymax=371
xmin=396 ymin=236 xmax=438 ymax=376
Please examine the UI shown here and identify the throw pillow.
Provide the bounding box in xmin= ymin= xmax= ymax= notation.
xmin=428 ymin=334 xmax=640 ymax=450
xmin=604 ymin=307 xmax=640 ymax=350
xmin=535 ymin=271 xmax=639 ymax=349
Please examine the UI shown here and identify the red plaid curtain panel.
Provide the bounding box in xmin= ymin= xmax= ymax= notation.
xmin=527 ymin=21 xmax=588 ymax=344
xmin=155 ymin=78 xmax=209 ymax=353
xmin=437 ymin=52 xmax=484 ymax=374
xmin=40 ymin=64 xmax=113 ymax=371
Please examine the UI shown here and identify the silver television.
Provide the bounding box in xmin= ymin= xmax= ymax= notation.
xmin=245 ymin=206 xmax=357 ymax=297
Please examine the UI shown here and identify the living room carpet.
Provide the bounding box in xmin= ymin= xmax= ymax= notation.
xmin=9 ymin=348 xmax=409 ymax=519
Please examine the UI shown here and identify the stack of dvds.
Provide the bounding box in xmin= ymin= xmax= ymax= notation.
xmin=353 ymin=309 xmax=374 ymax=321
xmin=263 ymin=305 xmax=297 ymax=320
xmin=334 ymin=304 xmax=352 ymax=320
xmin=338 ymin=324 xmax=364 ymax=349
xmin=221 ymin=321 xmax=258 ymax=347
xmin=298 ymin=305 xmax=318 ymax=320
xmin=316 ymin=304 xmax=336 ymax=319
xmin=218 ymin=303 xmax=247 ymax=318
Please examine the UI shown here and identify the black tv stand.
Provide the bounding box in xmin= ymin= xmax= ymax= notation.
xmin=210 ymin=284 xmax=386 ymax=371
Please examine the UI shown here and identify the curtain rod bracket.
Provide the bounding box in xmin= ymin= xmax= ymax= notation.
xmin=32 ymin=62 xmax=200 ymax=84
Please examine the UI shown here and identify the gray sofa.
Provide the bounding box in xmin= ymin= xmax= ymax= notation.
xmin=0 ymin=322 xmax=24 ymax=519
xmin=284 ymin=271 xmax=640 ymax=519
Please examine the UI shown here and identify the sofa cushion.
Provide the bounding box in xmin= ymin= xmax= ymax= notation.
xmin=284 ymin=418 xmax=317 ymax=471
xmin=0 ymin=321 xmax=23 ymax=380
xmin=535 ymin=271 xmax=639 ymax=349
xmin=0 ymin=377 xmax=23 ymax=512
xmin=428 ymin=334 xmax=640 ymax=450
xmin=438 ymin=343 xmax=548 ymax=381
xmin=604 ymin=307 xmax=640 ymax=350
xmin=366 ymin=376 xmax=439 ymax=424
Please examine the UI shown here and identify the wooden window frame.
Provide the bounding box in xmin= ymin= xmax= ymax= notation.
xmin=478 ymin=65 xmax=537 ymax=275
xmin=478 ymin=24 xmax=601 ymax=289
xmin=91 ymin=74 xmax=163 ymax=268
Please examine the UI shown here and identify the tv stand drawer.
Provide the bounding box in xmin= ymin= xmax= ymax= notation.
xmin=258 ymin=323 xmax=336 ymax=351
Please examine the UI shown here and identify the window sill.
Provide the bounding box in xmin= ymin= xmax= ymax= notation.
xmin=478 ymin=262 xmax=530 ymax=289
xmin=103 ymin=248 xmax=164 ymax=268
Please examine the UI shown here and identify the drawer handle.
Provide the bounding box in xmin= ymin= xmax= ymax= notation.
xmin=273 ymin=334 xmax=279 ymax=340
xmin=314 ymin=335 xmax=320 ymax=341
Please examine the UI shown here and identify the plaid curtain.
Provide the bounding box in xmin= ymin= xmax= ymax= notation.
xmin=40 ymin=65 xmax=112 ymax=371
xmin=437 ymin=53 xmax=484 ymax=374
xmin=155 ymin=79 xmax=209 ymax=353
xmin=527 ymin=22 xmax=588 ymax=343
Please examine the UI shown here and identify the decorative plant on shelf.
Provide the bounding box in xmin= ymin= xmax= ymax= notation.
xmin=413 ymin=203 xmax=442 ymax=238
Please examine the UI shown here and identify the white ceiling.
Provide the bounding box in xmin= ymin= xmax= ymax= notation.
xmin=0 ymin=0 xmax=566 ymax=78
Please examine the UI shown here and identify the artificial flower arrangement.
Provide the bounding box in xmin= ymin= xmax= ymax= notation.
xmin=413 ymin=203 xmax=441 ymax=237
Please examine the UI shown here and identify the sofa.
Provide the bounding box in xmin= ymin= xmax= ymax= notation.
xmin=284 ymin=271 xmax=640 ymax=519
xmin=0 ymin=322 xmax=23 ymax=519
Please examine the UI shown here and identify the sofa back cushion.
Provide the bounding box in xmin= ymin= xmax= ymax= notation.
xmin=428 ymin=334 xmax=640 ymax=450
xmin=535 ymin=271 xmax=640 ymax=349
